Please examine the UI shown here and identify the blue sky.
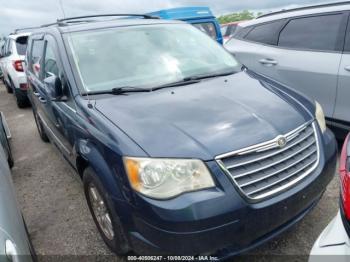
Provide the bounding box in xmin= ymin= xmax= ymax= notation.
xmin=0 ymin=0 xmax=344 ymax=36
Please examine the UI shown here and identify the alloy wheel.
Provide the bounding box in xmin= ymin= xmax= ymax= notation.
xmin=88 ymin=184 xmax=115 ymax=240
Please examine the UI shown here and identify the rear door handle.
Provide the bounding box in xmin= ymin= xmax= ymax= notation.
xmin=38 ymin=97 xmax=47 ymax=104
xmin=259 ymin=58 xmax=278 ymax=66
xmin=345 ymin=66 xmax=350 ymax=72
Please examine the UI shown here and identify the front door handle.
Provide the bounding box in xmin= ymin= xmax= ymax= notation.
xmin=345 ymin=66 xmax=350 ymax=72
xmin=259 ymin=58 xmax=278 ymax=66
xmin=38 ymin=97 xmax=47 ymax=104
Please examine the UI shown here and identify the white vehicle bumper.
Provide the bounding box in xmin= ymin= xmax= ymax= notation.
xmin=13 ymin=74 xmax=27 ymax=89
xmin=309 ymin=211 xmax=350 ymax=261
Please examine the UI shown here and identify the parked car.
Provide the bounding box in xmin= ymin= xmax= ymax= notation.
xmin=0 ymin=112 xmax=13 ymax=168
xmin=0 ymin=31 xmax=30 ymax=108
xmin=0 ymin=112 xmax=34 ymax=261
xmin=0 ymin=44 xmax=5 ymax=80
xmin=225 ymin=2 xmax=350 ymax=137
xmin=148 ymin=7 xmax=223 ymax=44
xmin=221 ymin=21 xmax=246 ymax=44
xmin=309 ymin=132 xmax=350 ymax=260
xmin=26 ymin=14 xmax=337 ymax=258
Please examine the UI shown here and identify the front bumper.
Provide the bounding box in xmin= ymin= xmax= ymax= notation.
xmin=117 ymin=128 xmax=337 ymax=257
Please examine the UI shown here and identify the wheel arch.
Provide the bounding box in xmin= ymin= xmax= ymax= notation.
xmin=75 ymin=139 xmax=125 ymax=200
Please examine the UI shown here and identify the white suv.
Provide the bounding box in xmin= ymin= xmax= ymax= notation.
xmin=0 ymin=32 xmax=30 ymax=108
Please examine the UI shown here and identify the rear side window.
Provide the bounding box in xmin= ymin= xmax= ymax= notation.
xmin=30 ymin=40 xmax=44 ymax=78
xmin=15 ymin=36 xmax=28 ymax=56
xmin=222 ymin=24 xmax=238 ymax=37
xmin=6 ymin=40 xmax=12 ymax=55
xmin=278 ymin=14 xmax=343 ymax=51
xmin=221 ymin=25 xmax=228 ymax=36
xmin=244 ymin=20 xmax=285 ymax=45
xmin=193 ymin=22 xmax=217 ymax=40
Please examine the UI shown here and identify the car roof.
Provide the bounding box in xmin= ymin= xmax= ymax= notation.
xmin=36 ymin=18 xmax=185 ymax=34
xmin=8 ymin=32 xmax=31 ymax=39
xmin=240 ymin=2 xmax=350 ymax=28
xmin=147 ymin=6 xmax=214 ymax=20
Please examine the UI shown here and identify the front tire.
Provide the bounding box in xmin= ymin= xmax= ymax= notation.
xmin=83 ymin=167 xmax=130 ymax=256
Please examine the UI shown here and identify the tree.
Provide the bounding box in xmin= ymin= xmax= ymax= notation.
xmin=218 ymin=10 xmax=256 ymax=24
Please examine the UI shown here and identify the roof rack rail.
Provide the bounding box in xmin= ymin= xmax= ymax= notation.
xmin=57 ymin=13 xmax=158 ymax=23
xmin=39 ymin=14 xmax=159 ymax=28
xmin=12 ymin=27 xmax=39 ymax=34
xmin=257 ymin=1 xmax=350 ymax=18
xmin=40 ymin=22 xmax=66 ymax=28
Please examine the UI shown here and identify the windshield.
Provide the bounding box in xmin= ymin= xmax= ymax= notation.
xmin=67 ymin=24 xmax=240 ymax=92
xmin=15 ymin=36 xmax=28 ymax=56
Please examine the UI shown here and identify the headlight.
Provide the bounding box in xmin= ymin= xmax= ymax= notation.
xmin=5 ymin=239 xmax=18 ymax=262
xmin=123 ymin=157 xmax=215 ymax=199
xmin=315 ymin=101 xmax=326 ymax=133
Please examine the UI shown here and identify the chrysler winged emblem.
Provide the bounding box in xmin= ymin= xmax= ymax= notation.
xmin=276 ymin=136 xmax=287 ymax=148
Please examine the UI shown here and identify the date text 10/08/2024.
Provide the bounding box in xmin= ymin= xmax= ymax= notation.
xmin=127 ymin=256 xmax=219 ymax=261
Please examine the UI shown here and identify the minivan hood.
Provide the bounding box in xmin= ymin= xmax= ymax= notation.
xmin=95 ymin=71 xmax=312 ymax=160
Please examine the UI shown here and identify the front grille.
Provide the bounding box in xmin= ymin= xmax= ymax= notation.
xmin=216 ymin=122 xmax=319 ymax=200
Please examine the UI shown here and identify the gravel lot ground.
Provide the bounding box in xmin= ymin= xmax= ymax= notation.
xmin=0 ymin=83 xmax=340 ymax=261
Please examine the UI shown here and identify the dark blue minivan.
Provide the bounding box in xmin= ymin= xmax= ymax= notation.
xmin=25 ymin=15 xmax=336 ymax=258
xmin=148 ymin=7 xmax=223 ymax=44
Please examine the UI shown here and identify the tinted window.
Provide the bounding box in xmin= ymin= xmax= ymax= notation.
xmin=30 ymin=40 xmax=44 ymax=77
xmin=193 ymin=22 xmax=217 ymax=40
xmin=6 ymin=40 xmax=12 ymax=55
xmin=15 ymin=36 xmax=28 ymax=56
xmin=222 ymin=24 xmax=238 ymax=37
xmin=278 ymin=14 xmax=343 ymax=51
xmin=244 ymin=20 xmax=285 ymax=45
xmin=232 ymin=26 xmax=251 ymax=39
xmin=44 ymin=41 xmax=59 ymax=78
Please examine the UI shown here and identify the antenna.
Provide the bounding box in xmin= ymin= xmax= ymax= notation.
xmin=58 ymin=0 xmax=67 ymax=19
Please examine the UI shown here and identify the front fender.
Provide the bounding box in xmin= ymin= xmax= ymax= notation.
xmin=76 ymin=139 xmax=125 ymax=201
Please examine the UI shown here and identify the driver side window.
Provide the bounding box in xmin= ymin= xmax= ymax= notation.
xmin=44 ymin=42 xmax=59 ymax=78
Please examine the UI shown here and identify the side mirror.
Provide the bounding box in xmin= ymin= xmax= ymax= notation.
xmin=44 ymin=75 xmax=63 ymax=100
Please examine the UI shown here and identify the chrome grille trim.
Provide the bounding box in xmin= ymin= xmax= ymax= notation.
xmin=247 ymin=158 xmax=316 ymax=196
xmin=216 ymin=121 xmax=320 ymax=201
xmin=239 ymin=147 xmax=316 ymax=188
xmin=232 ymin=138 xmax=316 ymax=178
xmin=225 ymin=129 xmax=314 ymax=169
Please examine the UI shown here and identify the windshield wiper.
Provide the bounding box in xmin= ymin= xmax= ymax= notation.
xmin=81 ymin=71 xmax=237 ymax=95
xmin=81 ymin=86 xmax=151 ymax=96
xmin=151 ymin=78 xmax=201 ymax=91
xmin=150 ymin=71 xmax=237 ymax=91
xmin=183 ymin=70 xmax=237 ymax=81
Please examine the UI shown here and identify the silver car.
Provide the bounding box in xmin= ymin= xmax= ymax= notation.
xmin=0 ymin=113 xmax=34 ymax=261
xmin=225 ymin=2 xmax=350 ymax=135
